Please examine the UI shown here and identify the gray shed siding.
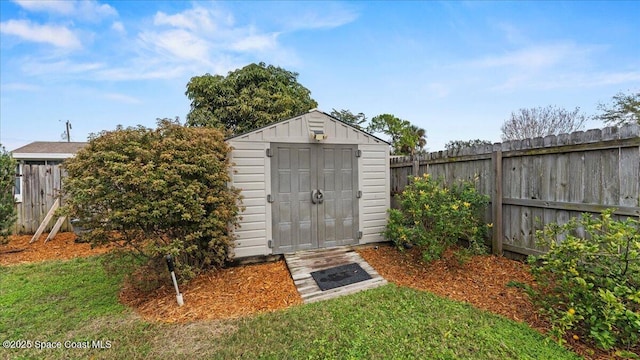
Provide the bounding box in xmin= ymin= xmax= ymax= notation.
xmin=230 ymin=142 xmax=271 ymax=258
xmin=227 ymin=110 xmax=390 ymax=258
xmin=359 ymin=144 xmax=390 ymax=243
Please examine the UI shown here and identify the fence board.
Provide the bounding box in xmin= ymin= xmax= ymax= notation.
xmin=14 ymin=164 xmax=71 ymax=234
xmin=567 ymin=152 xmax=584 ymax=203
xmin=601 ymin=149 xmax=619 ymax=205
xmin=491 ymin=150 xmax=503 ymax=255
xmin=506 ymin=155 xmax=522 ymax=248
xmin=390 ymin=124 xmax=640 ymax=257
xmin=620 ymin=147 xmax=640 ymax=207
xmin=583 ymin=151 xmax=601 ymax=204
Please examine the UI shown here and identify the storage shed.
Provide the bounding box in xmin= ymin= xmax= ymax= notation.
xmin=227 ymin=109 xmax=390 ymax=258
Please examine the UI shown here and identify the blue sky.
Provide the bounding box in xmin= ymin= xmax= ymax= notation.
xmin=1 ymin=1 xmax=638 ymax=152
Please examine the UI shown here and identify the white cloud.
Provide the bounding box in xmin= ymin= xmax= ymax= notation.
xmin=87 ymin=2 xmax=355 ymax=82
xmin=486 ymin=69 xmax=640 ymax=92
xmin=1 ymin=82 xmax=42 ymax=92
xmin=459 ymin=42 xmax=613 ymax=91
xmin=76 ymin=0 xmax=117 ymax=20
xmin=153 ymin=7 xmax=224 ymax=32
xmin=136 ymin=5 xmax=287 ymax=74
xmin=489 ymin=74 xmax=530 ymax=91
xmin=4 ymin=2 xmax=346 ymax=83
xmin=94 ymin=65 xmax=187 ymax=81
xmin=103 ymin=93 xmax=141 ymax=104
xmin=231 ymin=33 xmax=279 ymax=52
xmin=12 ymin=0 xmax=75 ymax=15
xmin=270 ymin=2 xmax=358 ymax=31
xmin=21 ymin=59 xmax=104 ymax=76
xmin=138 ymin=29 xmax=211 ymax=63
xmin=425 ymin=83 xmax=451 ymax=99
xmin=494 ymin=22 xmax=527 ymax=45
xmin=111 ymin=21 xmax=125 ymax=34
xmin=285 ymin=8 xmax=358 ymax=30
xmin=589 ymin=71 xmax=640 ymax=86
xmin=12 ymin=0 xmax=117 ymax=21
xmin=470 ymin=44 xmax=582 ymax=70
xmin=0 ymin=19 xmax=81 ymax=49
xmin=532 ymin=71 xmax=640 ymax=90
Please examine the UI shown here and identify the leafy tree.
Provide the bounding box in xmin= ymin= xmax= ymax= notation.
xmin=445 ymin=139 xmax=492 ymax=152
xmin=500 ymin=106 xmax=587 ymax=141
xmin=0 ymin=144 xmax=17 ymax=243
xmin=185 ymin=62 xmax=318 ymax=135
xmin=329 ymin=108 xmax=367 ymax=130
xmin=62 ymin=118 xmax=241 ymax=281
xmin=595 ymin=90 xmax=640 ymax=126
xmin=368 ymin=114 xmax=427 ymax=155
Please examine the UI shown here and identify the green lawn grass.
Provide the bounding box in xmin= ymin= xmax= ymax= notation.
xmin=0 ymin=254 xmax=581 ymax=360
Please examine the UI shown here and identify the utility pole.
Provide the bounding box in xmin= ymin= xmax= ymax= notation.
xmin=64 ymin=120 xmax=72 ymax=142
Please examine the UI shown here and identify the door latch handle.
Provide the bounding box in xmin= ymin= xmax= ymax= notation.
xmin=311 ymin=189 xmax=318 ymax=204
xmin=317 ymin=189 xmax=324 ymax=204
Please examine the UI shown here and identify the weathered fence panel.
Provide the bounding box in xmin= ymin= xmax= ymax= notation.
xmin=14 ymin=164 xmax=71 ymax=234
xmin=390 ymin=124 xmax=640 ymax=257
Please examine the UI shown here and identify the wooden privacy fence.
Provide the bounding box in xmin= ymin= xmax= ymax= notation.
xmin=14 ymin=164 xmax=71 ymax=234
xmin=390 ymin=124 xmax=640 ymax=257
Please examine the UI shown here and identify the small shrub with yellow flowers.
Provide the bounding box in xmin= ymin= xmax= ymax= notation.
xmin=528 ymin=209 xmax=640 ymax=351
xmin=385 ymin=173 xmax=490 ymax=262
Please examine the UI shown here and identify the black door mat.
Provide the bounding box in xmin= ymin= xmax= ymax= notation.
xmin=310 ymin=263 xmax=372 ymax=291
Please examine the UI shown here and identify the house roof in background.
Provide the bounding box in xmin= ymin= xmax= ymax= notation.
xmin=11 ymin=141 xmax=87 ymax=159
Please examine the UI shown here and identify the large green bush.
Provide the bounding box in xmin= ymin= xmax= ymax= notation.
xmin=385 ymin=173 xmax=489 ymax=262
xmin=0 ymin=144 xmax=17 ymax=243
xmin=62 ymin=119 xmax=241 ymax=281
xmin=528 ymin=210 xmax=640 ymax=351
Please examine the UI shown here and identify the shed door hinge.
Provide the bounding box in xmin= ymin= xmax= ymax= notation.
xmin=357 ymin=231 xmax=363 ymax=239
xmin=266 ymin=148 xmax=273 ymax=157
xmin=355 ymin=149 xmax=362 ymax=157
xmin=356 ymin=190 xmax=362 ymax=198
xmin=267 ymin=194 xmax=274 ymax=203
xmin=268 ymin=240 xmax=273 ymax=248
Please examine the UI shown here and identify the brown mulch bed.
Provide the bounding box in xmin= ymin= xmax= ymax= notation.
xmin=119 ymin=260 xmax=302 ymax=323
xmin=357 ymin=245 xmax=544 ymax=327
xmin=2 ymin=235 xmax=633 ymax=358
xmin=0 ymin=233 xmax=114 ymax=266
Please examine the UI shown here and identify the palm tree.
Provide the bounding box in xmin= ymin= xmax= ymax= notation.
xmin=397 ymin=125 xmax=427 ymax=156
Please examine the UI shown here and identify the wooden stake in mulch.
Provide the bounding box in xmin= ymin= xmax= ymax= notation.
xmin=30 ymin=198 xmax=66 ymax=244
xmin=45 ymin=215 xmax=67 ymax=243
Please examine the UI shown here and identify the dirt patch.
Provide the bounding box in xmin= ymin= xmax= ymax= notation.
xmin=0 ymin=233 xmax=114 ymax=266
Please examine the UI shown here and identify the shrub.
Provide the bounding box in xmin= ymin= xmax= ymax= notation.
xmin=0 ymin=144 xmax=17 ymax=244
xmin=385 ymin=173 xmax=489 ymax=262
xmin=62 ymin=118 xmax=241 ymax=281
xmin=528 ymin=210 xmax=640 ymax=350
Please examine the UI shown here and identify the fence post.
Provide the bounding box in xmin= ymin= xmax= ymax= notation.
xmin=491 ymin=150 xmax=503 ymax=255
xmin=412 ymin=155 xmax=420 ymax=177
